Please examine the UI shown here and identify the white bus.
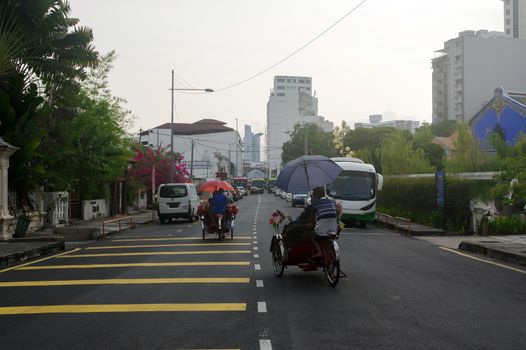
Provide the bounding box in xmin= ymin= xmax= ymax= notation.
xmin=326 ymin=157 xmax=383 ymax=228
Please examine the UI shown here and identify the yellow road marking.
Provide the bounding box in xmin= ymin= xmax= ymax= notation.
xmin=0 ymin=303 xmax=247 ymax=315
xmin=86 ymin=243 xmax=250 ymax=250
xmin=58 ymin=250 xmax=251 ymax=258
xmin=0 ymin=277 xmax=250 ymax=287
xmin=113 ymin=236 xmax=251 ymax=242
xmin=439 ymin=247 xmax=526 ymax=274
xmin=0 ymin=248 xmax=81 ymax=274
xmin=16 ymin=261 xmax=251 ymax=270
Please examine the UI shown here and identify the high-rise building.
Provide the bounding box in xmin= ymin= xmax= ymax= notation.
xmin=243 ymin=125 xmax=263 ymax=162
xmin=266 ymin=75 xmax=325 ymax=174
xmin=502 ymin=0 xmax=526 ymax=39
xmin=431 ymin=30 xmax=526 ymax=124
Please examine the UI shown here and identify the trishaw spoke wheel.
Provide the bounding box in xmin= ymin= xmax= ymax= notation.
xmin=323 ymin=241 xmax=340 ymax=286
xmin=272 ymin=240 xmax=285 ymax=277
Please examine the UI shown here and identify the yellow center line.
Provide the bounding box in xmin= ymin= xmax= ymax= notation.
xmin=58 ymin=250 xmax=251 ymax=258
xmin=86 ymin=243 xmax=251 ymax=250
xmin=0 ymin=248 xmax=81 ymax=274
xmin=16 ymin=261 xmax=251 ymax=270
xmin=113 ymin=236 xmax=251 ymax=242
xmin=0 ymin=303 xmax=247 ymax=315
xmin=439 ymin=247 xmax=526 ymax=274
xmin=0 ymin=277 xmax=250 ymax=287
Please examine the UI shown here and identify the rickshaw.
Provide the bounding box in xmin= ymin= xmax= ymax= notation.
xmin=269 ymin=215 xmax=342 ymax=286
xmin=198 ymin=202 xmax=238 ymax=241
xmin=270 ymin=155 xmax=345 ymax=286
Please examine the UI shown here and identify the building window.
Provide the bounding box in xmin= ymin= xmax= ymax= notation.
xmin=507 ymin=28 xmax=511 ymax=35
xmin=298 ymin=79 xmax=305 ymax=83
xmin=277 ymin=93 xmax=285 ymax=96
xmin=506 ymin=9 xmax=511 ymax=15
xmin=306 ymin=87 xmax=311 ymax=91
xmin=277 ymin=86 xmax=285 ymax=90
xmin=277 ymin=78 xmax=285 ymax=82
xmin=506 ymin=19 xmax=511 ymax=25
xmin=287 ymin=79 xmax=292 ymax=83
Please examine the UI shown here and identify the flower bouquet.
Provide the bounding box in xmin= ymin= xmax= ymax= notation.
xmin=269 ymin=209 xmax=286 ymax=233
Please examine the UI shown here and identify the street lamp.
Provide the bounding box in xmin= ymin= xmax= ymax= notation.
xmin=169 ymin=69 xmax=213 ymax=182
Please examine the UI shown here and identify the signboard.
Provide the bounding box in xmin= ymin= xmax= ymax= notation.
xmin=183 ymin=161 xmax=210 ymax=170
xmin=436 ymin=171 xmax=445 ymax=208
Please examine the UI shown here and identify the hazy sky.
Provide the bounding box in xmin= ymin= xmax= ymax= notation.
xmin=70 ymin=0 xmax=503 ymax=137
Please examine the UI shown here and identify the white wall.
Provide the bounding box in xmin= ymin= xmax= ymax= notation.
xmin=82 ymin=199 xmax=109 ymax=220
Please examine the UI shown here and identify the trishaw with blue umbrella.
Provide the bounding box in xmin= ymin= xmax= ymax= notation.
xmin=270 ymin=155 xmax=345 ymax=286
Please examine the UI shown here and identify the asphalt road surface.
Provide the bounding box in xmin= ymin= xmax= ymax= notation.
xmin=1 ymin=193 xmax=525 ymax=349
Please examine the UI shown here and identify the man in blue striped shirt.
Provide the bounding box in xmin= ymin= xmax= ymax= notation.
xmin=310 ymin=186 xmax=338 ymax=257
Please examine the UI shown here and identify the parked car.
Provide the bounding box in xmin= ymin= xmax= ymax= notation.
xmin=280 ymin=190 xmax=288 ymax=200
xmin=274 ymin=188 xmax=282 ymax=197
xmin=236 ymin=186 xmax=247 ymax=196
xmin=157 ymin=183 xmax=199 ymax=224
xmin=291 ymin=193 xmax=308 ymax=207
xmin=286 ymin=192 xmax=293 ymax=202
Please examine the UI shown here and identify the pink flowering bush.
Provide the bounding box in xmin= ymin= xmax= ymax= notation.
xmin=128 ymin=144 xmax=190 ymax=194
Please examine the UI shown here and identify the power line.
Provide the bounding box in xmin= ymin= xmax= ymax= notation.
xmin=212 ymin=0 xmax=368 ymax=92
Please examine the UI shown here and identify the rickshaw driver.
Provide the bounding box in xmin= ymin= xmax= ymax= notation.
xmin=309 ymin=186 xmax=339 ymax=258
xmin=210 ymin=188 xmax=228 ymax=229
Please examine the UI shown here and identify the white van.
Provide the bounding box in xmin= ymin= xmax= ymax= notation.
xmin=156 ymin=183 xmax=200 ymax=224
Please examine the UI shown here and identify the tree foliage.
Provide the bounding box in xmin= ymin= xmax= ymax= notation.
xmin=343 ymin=127 xmax=399 ymax=171
xmin=281 ymin=123 xmax=338 ymax=164
xmin=445 ymin=123 xmax=490 ymax=173
xmin=377 ymin=131 xmax=434 ymax=175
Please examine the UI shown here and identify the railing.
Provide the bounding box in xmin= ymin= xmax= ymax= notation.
xmin=101 ymin=216 xmax=133 ymax=237
xmin=376 ymin=212 xmax=413 ymax=236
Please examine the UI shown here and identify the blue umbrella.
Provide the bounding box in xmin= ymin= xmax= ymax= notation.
xmin=275 ymin=155 xmax=342 ymax=194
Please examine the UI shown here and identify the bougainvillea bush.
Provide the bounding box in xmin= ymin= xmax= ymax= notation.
xmin=128 ymin=144 xmax=190 ymax=195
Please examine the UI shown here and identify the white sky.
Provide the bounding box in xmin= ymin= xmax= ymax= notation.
xmin=70 ymin=0 xmax=503 ymax=137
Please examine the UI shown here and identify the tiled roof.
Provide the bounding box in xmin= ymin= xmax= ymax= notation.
xmin=150 ymin=119 xmax=234 ymax=135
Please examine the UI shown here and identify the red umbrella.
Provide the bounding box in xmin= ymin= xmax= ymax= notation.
xmin=199 ymin=180 xmax=234 ymax=193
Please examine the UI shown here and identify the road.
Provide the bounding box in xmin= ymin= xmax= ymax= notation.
xmin=1 ymin=194 xmax=526 ymax=349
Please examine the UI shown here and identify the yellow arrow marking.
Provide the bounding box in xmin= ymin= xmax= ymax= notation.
xmin=0 ymin=277 xmax=250 ymax=287
xmin=16 ymin=261 xmax=251 ymax=270
xmin=86 ymin=243 xmax=250 ymax=250
xmin=58 ymin=250 xmax=251 ymax=258
xmin=0 ymin=303 xmax=246 ymax=315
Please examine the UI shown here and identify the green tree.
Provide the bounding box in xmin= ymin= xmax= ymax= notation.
xmin=42 ymin=52 xmax=133 ymax=200
xmin=342 ymin=127 xmax=399 ymax=171
xmin=445 ymin=123 xmax=490 ymax=172
xmin=377 ymin=131 xmax=434 ymax=175
xmin=413 ymin=124 xmax=444 ymax=170
xmin=281 ymin=123 xmax=338 ymax=164
xmin=431 ymin=120 xmax=457 ymax=137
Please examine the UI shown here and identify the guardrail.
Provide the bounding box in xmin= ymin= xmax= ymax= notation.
xmin=101 ymin=216 xmax=133 ymax=236
xmin=376 ymin=212 xmax=413 ymax=236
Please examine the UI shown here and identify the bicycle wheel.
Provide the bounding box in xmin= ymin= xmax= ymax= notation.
xmin=272 ymin=239 xmax=285 ymax=277
xmin=323 ymin=240 xmax=340 ymax=286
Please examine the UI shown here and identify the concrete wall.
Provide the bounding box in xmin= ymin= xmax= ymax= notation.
xmin=82 ymin=199 xmax=109 ymax=220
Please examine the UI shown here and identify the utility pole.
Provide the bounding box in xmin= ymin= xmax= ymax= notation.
xmin=169 ymin=69 xmax=175 ymax=183
xmin=190 ymin=140 xmax=195 ymax=180
xmin=235 ymin=118 xmax=239 ymax=177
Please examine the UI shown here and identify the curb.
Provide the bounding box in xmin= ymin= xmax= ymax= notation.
xmin=459 ymin=241 xmax=526 ymax=267
xmin=0 ymin=242 xmax=65 ymax=266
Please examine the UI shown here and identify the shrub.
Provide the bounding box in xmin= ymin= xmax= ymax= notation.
xmin=487 ymin=216 xmax=526 ymax=235
xmin=377 ymin=176 xmax=496 ymax=232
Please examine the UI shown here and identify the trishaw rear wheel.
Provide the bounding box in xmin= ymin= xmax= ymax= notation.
xmin=272 ymin=240 xmax=285 ymax=277
xmin=323 ymin=241 xmax=340 ymax=286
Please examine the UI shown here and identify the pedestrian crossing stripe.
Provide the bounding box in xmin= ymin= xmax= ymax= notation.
xmin=16 ymin=261 xmax=251 ymax=270
xmin=86 ymin=243 xmax=251 ymax=250
xmin=0 ymin=303 xmax=247 ymax=315
xmin=112 ymin=237 xmax=251 ymax=242
xmin=0 ymin=277 xmax=250 ymax=287
xmin=0 ymin=248 xmax=81 ymax=274
xmin=58 ymin=250 xmax=251 ymax=258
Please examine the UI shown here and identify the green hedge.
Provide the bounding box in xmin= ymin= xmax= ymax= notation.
xmin=487 ymin=216 xmax=526 ymax=235
xmin=377 ymin=177 xmax=496 ymax=232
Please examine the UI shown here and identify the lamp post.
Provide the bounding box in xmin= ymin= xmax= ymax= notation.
xmin=169 ymin=69 xmax=213 ymax=182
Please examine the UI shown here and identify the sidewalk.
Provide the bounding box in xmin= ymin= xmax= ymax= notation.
xmin=1 ymin=210 xmax=156 ymax=267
